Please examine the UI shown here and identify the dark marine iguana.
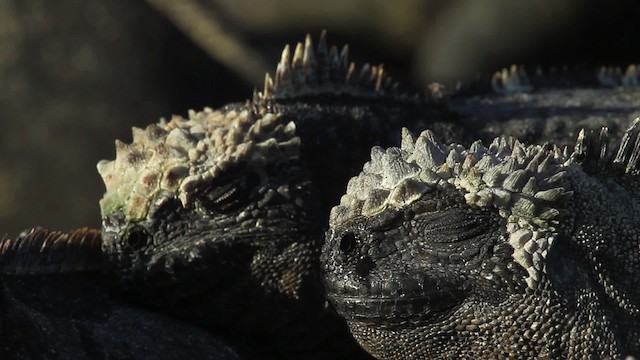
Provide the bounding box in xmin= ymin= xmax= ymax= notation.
xmin=322 ymin=120 xmax=640 ymax=359
xmin=0 ymin=228 xmax=260 ymax=360
xmin=3 ymin=30 xmax=640 ymax=360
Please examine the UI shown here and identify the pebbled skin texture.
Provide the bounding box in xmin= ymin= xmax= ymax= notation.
xmin=322 ymin=122 xmax=640 ymax=359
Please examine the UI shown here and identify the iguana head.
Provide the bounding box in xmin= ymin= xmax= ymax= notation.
xmin=97 ymin=107 xmax=321 ymax=325
xmin=322 ymin=126 xmax=640 ymax=358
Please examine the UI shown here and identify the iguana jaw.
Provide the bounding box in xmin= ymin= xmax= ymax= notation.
xmin=325 ymin=271 xmax=466 ymax=325
xmin=328 ymin=295 xmax=462 ymax=326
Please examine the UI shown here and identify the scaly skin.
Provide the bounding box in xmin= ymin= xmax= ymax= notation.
xmin=96 ymin=32 xmax=459 ymax=359
xmin=322 ymin=121 xmax=640 ymax=359
xmin=4 ymin=31 xmax=640 ymax=359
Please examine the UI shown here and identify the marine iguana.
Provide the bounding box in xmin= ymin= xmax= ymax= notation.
xmin=322 ymin=120 xmax=640 ymax=359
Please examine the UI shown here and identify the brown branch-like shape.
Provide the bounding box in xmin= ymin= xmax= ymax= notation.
xmin=146 ymin=0 xmax=268 ymax=84
xmin=0 ymin=227 xmax=102 ymax=275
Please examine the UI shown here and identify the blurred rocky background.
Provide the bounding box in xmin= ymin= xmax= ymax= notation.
xmin=1 ymin=0 xmax=640 ymax=235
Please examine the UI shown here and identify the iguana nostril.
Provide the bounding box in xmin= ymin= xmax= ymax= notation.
xmin=355 ymin=255 xmax=375 ymax=278
xmin=339 ymin=232 xmax=358 ymax=255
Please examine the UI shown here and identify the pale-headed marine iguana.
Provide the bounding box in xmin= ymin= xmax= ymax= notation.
xmin=323 ymin=119 xmax=640 ymax=359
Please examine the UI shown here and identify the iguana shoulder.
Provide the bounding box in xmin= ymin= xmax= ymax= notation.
xmin=0 ymin=229 xmax=260 ymax=360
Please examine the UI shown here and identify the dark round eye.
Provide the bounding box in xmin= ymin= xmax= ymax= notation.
xmin=198 ymin=171 xmax=262 ymax=214
xmin=420 ymin=209 xmax=489 ymax=243
xmin=124 ymin=226 xmax=150 ymax=250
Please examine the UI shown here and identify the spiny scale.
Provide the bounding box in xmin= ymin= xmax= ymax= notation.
xmin=574 ymin=117 xmax=640 ymax=175
xmin=333 ymin=128 xmax=571 ymax=228
xmin=257 ymin=30 xmax=400 ymax=102
xmin=491 ymin=65 xmax=533 ymax=95
xmin=598 ymin=64 xmax=640 ymax=87
xmin=613 ymin=117 xmax=640 ymax=174
xmin=0 ymin=227 xmax=102 ymax=275
xmin=97 ymin=109 xmax=300 ymax=222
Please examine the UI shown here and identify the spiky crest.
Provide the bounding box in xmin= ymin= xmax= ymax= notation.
xmin=573 ymin=117 xmax=640 ymax=175
xmin=597 ymin=64 xmax=640 ymax=87
xmin=254 ymin=30 xmax=409 ymax=103
xmin=613 ymin=117 xmax=640 ymax=174
xmin=0 ymin=227 xmax=102 ymax=275
xmin=491 ymin=65 xmax=533 ymax=94
xmin=457 ymin=63 xmax=640 ymax=98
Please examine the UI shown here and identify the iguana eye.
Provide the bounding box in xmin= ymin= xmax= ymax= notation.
xmin=124 ymin=226 xmax=151 ymax=250
xmin=417 ymin=209 xmax=489 ymax=243
xmin=197 ymin=172 xmax=262 ymax=215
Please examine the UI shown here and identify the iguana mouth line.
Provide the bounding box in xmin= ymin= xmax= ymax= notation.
xmin=327 ymin=293 xmax=460 ymax=324
xmin=323 ymin=270 xmax=464 ymax=298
